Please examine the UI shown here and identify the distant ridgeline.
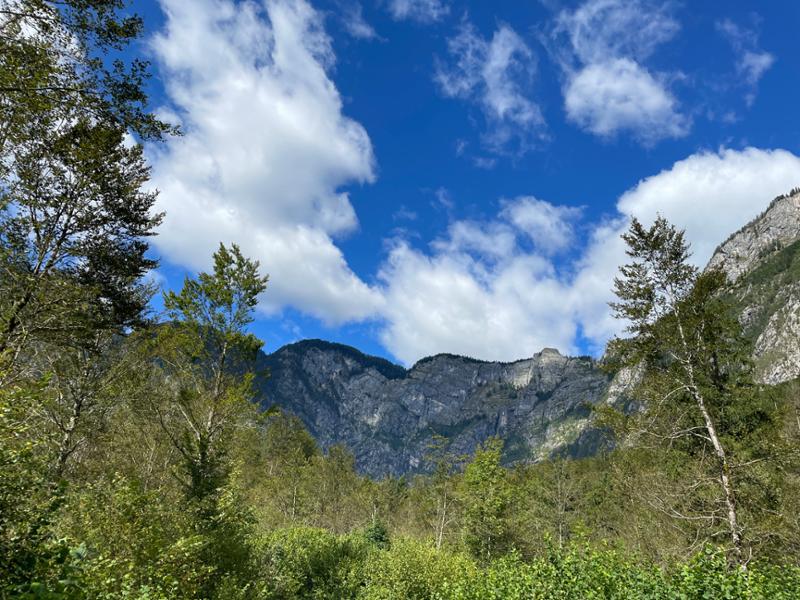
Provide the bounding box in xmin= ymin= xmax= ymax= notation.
xmin=257 ymin=189 xmax=800 ymax=476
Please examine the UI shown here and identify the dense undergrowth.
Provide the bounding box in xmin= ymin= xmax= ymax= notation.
xmin=13 ymin=524 xmax=800 ymax=599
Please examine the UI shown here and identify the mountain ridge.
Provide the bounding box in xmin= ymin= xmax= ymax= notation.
xmin=255 ymin=340 xmax=610 ymax=476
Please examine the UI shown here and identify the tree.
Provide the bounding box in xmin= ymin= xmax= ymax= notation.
xmin=460 ymin=437 xmax=513 ymax=561
xmin=420 ymin=435 xmax=463 ymax=550
xmin=0 ymin=118 xmax=162 ymax=364
xmin=152 ymin=243 xmax=268 ymax=505
xmin=0 ymin=0 xmax=173 ymax=365
xmin=233 ymin=411 xmax=320 ymax=527
xmin=609 ymin=216 xmax=779 ymax=563
xmin=0 ymin=0 xmax=171 ymax=154
xmin=306 ymin=444 xmax=363 ymax=534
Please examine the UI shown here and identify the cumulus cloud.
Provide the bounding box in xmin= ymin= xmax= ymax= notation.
xmin=150 ymin=0 xmax=383 ymax=324
xmin=716 ymin=18 xmax=774 ymax=106
xmin=617 ymin=147 xmax=800 ymax=265
xmin=550 ymin=0 xmax=689 ymax=143
xmin=146 ymin=1 xmax=799 ymax=367
xmin=388 ymin=0 xmax=449 ymax=23
xmin=378 ymin=197 xmax=582 ymax=364
xmin=377 ymin=148 xmax=800 ymax=363
xmin=564 ymin=59 xmax=688 ymax=142
xmin=436 ymin=22 xmax=545 ymax=154
xmin=379 ymin=241 xmax=577 ymax=365
xmin=501 ymin=197 xmax=582 ymax=255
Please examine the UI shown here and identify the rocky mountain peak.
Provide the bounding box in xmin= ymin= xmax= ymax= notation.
xmin=704 ymin=188 xmax=800 ymax=384
xmin=707 ymin=188 xmax=800 ymax=282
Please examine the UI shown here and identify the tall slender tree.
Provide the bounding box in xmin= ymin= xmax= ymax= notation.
xmin=609 ymin=216 xmax=779 ymax=563
xmin=152 ymin=243 xmax=268 ymax=504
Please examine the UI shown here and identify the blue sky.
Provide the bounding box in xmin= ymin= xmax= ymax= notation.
xmin=135 ymin=0 xmax=800 ymax=365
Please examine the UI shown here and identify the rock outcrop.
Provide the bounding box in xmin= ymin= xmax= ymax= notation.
xmin=255 ymin=341 xmax=611 ymax=476
xmin=707 ymin=189 xmax=800 ymax=282
xmin=708 ymin=188 xmax=800 ymax=384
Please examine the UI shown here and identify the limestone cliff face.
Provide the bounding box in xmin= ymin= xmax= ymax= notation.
xmin=255 ymin=341 xmax=611 ymax=476
xmin=708 ymin=188 xmax=800 ymax=384
xmin=707 ymin=189 xmax=800 ymax=282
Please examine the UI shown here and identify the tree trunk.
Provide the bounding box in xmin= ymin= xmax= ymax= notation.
xmin=0 ymin=290 xmax=33 ymax=356
xmin=674 ymin=312 xmax=744 ymax=562
xmin=691 ymin=386 xmax=743 ymax=562
xmin=55 ymin=394 xmax=83 ymax=477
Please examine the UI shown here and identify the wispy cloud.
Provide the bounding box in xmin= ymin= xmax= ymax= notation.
xmin=388 ymin=0 xmax=449 ymax=23
xmin=716 ymin=18 xmax=774 ymax=107
xmin=436 ymin=22 xmax=546 ymax=155
xmin=339 ymin=1 xmax=379 ymax=40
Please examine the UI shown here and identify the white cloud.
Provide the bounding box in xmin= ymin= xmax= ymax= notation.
xmin=379 ymin=241 xmax=577 ymax=365
xmin=574 ymin=147 xmax=800 ymax=348
xmin=550 ymin=0 xmax=688 ymax=143
xmin=501 ymin=196 xmax=582 ymax=254
xmin=150 ymin=0 xmax=383 ymax=324
xmin=377 ymin=197 xmax=582 ymax=364
xmin=564 ymin=59 xmax=689 ymax=142
xmin=340 ymin=1 xmax=378 ymax=40
xmin=552 ymin=0 xmax=679 ymax=65
xmin=146 ymin=0 xmax=799 ymax=366
xmin=436 ymin=23 xmax=545 ymax=153
xmin=376 ymin=148 xmax=800 ymax=363
xmin=617 ymin=147 xmax=800 ymax=266
xmin=716 ymin=18 xmax=774 ymax=106
xmin=388 ymin=0 xmax=449 ymax=23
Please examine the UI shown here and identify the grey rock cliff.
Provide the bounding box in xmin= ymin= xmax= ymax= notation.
xmin=255 ymin=341 xmax=611 ymax=476
xmin=708 ymin=188 xmax=800 ymax=384
xmin=707 ymin=189 xmax=800 ymax=282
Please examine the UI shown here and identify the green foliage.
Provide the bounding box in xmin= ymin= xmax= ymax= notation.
xmin=0 ymin=376 xmax=73 ymax=596
xmin=253 ymin=527 xmax=367 ymax=599
xmin=606 ymin=216 xmax=789 ymax=562
xmin=2 ymin=22 xmax=799 ymax=591
xmin=0 ymin=0 xmax=173 ymax=363
xmin=362 ymin=519 xmax=391 ymax=550
xmin=163 ymin=243 xmax=268 ymax=363
xmin=357 ymin=538 xmax=478 ymax=600
xmin=152 ymin=243 xmax=268 ymax=503
xmin=460 ymin=438 xmax=513 ymax=561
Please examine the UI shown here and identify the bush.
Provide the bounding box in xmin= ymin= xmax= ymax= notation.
xmin=357 ymin=538 xmax=478 ymax=599
xmin=252 ymin=527 xmax=367 ymax=599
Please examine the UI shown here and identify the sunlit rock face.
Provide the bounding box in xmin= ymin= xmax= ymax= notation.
xmin=708 ymin=189 xmax=800 ymax=384
xmin=255 ymin=340 xmax=611 ymax=476
xmin=707 ymin=190 xmax=800 ymax=283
